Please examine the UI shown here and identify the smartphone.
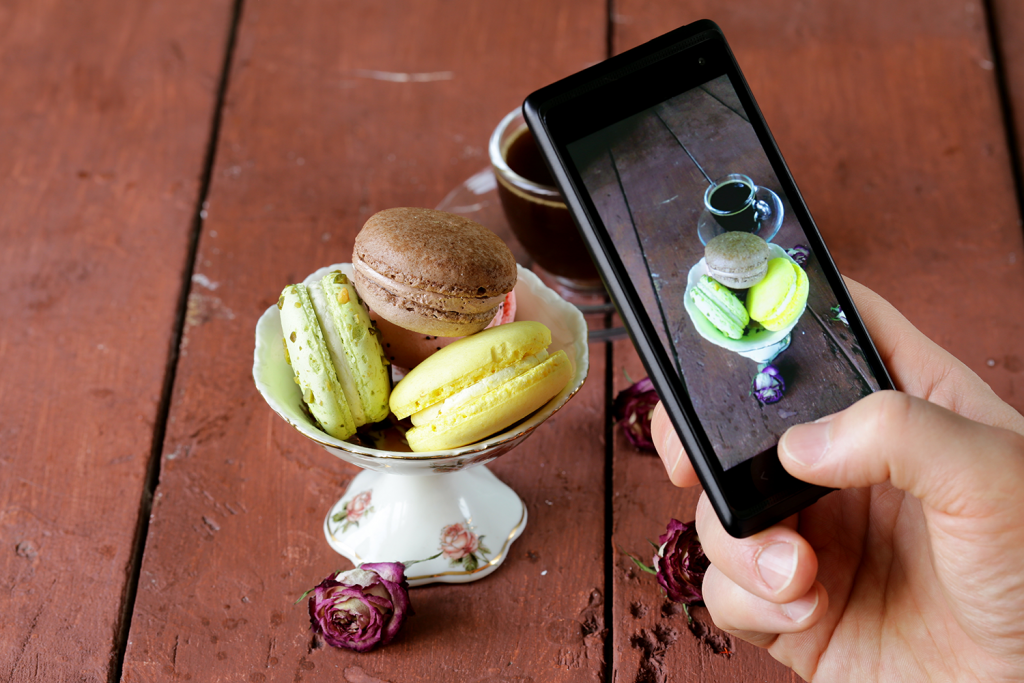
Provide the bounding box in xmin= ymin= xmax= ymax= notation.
xmin=524 ymin=20 xmax=894 ymax=537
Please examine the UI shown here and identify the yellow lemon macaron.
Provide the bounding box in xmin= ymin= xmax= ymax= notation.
xmin=390 ymin=321 xmax=573 ymax=452
xmin=745 ymin=257 xmax=809 ymax=331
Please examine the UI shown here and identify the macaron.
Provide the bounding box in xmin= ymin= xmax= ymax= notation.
xmin=390 ymin=321 xmax=573 ymax=452
xmin=353 ymin=208 xmax=518 ymax=337
xmin=279 ymin=271 xmax=390 ymax=440
xmin=746 ymin=257 xmax=809 ymax=331
xmin=689 ymin=275 xmax=750 ymax=340
xmin=704 ymin=232 xmax=770 ymax=289
xmin=373 ymin=290 xmax=517 ymax=370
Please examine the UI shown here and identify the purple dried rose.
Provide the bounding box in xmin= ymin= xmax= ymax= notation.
xmin=786 ymin=244 xmax=810 ymax=268
xmin=613 ymin=377 xmax=660 ymax=451
xmin=750 ymin=364 xmax=785 ymax=404
xmin=307 ymin=562 xmax=411 ymax=652
xmin=653 ymin=519 xmax=709 ymax=605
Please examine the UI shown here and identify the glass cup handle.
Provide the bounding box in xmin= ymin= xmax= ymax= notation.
xmin=753 ymin=199 xmax=771 ymax=222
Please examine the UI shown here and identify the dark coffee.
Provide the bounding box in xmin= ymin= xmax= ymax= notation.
xmin=504 ymin=127 xmax=556 ymax=186
xmin=708 ymin=180 xmax=759 ymax=232
xmin=496 ymin=126 xmax=600 ymax=285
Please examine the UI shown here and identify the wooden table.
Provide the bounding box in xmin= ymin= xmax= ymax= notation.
xmin=3 ymin=1 xmax=1023 ymax=681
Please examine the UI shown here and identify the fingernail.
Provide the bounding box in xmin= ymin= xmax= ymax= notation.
xmin=780 ymin=421 xmax=831 ymax=467
xmin=781 ymin=588 xmax=819 ymax=623
xmin=658 ymin=431 xmax=681 ymax=475
xmin=756 ymin=542 xmax=797 ymax=594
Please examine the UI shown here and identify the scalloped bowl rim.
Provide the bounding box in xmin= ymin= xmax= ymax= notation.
xmin=253 ymin=263 xmax=589 ymax=462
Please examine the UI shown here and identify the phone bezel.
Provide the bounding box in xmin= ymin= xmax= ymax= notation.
xmin=523 ymin=20 xmax=894 ymax=537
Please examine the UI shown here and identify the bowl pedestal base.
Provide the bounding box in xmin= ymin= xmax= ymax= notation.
xmin=323 ymin=466 xmax=528 ymax=587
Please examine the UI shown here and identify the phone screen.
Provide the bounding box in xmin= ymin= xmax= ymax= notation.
xmin=564 ymin=73 xmax=883 ymax=471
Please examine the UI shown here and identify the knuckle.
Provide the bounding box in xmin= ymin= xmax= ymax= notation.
xmin=861 ymin=390 xmax=916 ymax=437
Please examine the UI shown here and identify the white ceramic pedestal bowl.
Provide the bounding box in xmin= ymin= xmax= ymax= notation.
xmin=254 ymin=264 xmax=589 ymax=586
xmin=683 ymin=244 xmax=805 ymax=364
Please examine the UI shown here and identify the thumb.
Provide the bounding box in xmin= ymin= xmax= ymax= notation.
xmin=779 ymin=390 xmax=1024 ymax=516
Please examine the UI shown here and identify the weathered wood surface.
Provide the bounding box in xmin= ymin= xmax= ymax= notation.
xmin=993 ymin=0 xmax=1024 ymax=207
xmin=120 ymin=1 xmax=611 ymax=681
xmin=609 ymin=342 xmax=797 ymax=682
xmin=0 ymin=1 xmax=234 ymax=681
xmin=4 ymin=1 xmax=1024 ymax=682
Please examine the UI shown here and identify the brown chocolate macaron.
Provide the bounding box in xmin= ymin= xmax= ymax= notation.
xmin=352 ymin=208 xmax=518 ymax=337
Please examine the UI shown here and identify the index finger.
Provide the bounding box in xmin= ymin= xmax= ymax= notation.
xmin=651 ymin=401 xmax=700 ymax=488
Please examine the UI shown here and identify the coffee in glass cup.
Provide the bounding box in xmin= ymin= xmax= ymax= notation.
xmin=703 ymin=173 xmax=772 ymax=233
xmin=489 ymin=109 xmax=602 ymax=292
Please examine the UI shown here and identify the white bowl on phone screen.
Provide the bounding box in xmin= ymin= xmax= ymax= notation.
xmin=683 ymin=243 xmax=805 ymax=363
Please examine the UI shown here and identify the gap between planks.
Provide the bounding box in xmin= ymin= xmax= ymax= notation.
xmin=108 ymin=1 xmax=247 ymax=681
xmin=982 ymin=0 xmax=1024 ymax=238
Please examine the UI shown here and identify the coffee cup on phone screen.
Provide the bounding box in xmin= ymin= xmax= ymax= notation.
xmin=704 ymin=173 xmax=772 ymax=233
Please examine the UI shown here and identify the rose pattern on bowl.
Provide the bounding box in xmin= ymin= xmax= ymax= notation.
xmin=439 ymin=522 xmax=491 ymax=572
xmin=331 ymin=489 xmax=374 ymax=533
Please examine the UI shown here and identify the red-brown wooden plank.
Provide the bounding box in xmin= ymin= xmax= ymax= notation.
xmin=610 ymin=0 xmax=1024 ymax=680
xmin=992 ymin=0 xmax=1024 ymax=241
xmin=609 ymin=345 xmax=796 ymax=681
xmin=992 ymin=1 xmax=1024 ymax=146
xmin=0 ymin=2 xmax=234 ymax=680
xmin=121 ymin=1 xmax=610 ymax=681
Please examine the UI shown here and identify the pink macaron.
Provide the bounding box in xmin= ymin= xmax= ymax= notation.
xmin=373 ymin=290 xmax=517 ymax=370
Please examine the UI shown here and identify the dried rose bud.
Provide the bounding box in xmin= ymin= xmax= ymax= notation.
xmin=750 ymin=364 xmax=785 ymax=404
xmin=830 ymin=305 xmax=848 ymax=326
xmin=613 ymin=377 xmax=660 ymax=452
xmin=307 ymin=562 xmax=411 ymax=652
xmin=653 ymin=519 xmax=709 ymax=605
xmin=786 ymin=244 xmax=810 ymax=267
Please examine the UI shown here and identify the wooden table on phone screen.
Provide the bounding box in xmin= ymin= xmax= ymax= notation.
xmin=3 ymin=2 xmax=1024 ymax=682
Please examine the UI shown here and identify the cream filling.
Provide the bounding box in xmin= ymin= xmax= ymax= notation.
xmin=353 ymin=254 xmax=506 ymax=313
xmin=308 ymin=281 xmax=367 ymax=425
xmin=410 ymin=350 xmax=550 ymax=427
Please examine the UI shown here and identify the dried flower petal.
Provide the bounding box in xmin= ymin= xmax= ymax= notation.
xmin=307 ymin=562 xmax=411 ymax=652
xmin=613 ymin=377 xmax=660 ymax=452
xmin=750 ymin=363 xmax=785 ymax=404
xmin=786 ymin=244 xmax=810 ymax=268
xmin=830 ymin=305 xmax=848 ymax=326
xmin=653 ymin=519 xmax=709 ymax=605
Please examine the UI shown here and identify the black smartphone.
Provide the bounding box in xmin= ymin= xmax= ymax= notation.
xmin=524 ymin=20 xmax=894 ymax=537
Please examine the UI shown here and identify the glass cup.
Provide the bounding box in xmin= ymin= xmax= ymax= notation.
xmin=489 ymin=109 xmax=603 ymax=293
xmin=703 ymin=173 xmax=772 ymax=233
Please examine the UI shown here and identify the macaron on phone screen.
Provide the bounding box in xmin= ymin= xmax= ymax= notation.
xmin=524 ymin=21 xmax=894 ymax=536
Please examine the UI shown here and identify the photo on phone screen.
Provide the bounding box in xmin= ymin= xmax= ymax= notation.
xmin=564 ymin=73 xmax=883 ymax=471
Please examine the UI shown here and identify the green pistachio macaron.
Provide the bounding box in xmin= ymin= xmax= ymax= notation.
xmin=689 ymin=275 xmax=750 ymax=340
xmin=279 ymin=272 xmax=390 ymax=439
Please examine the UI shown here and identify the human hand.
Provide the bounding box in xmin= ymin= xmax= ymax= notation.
xmin=651 ymin=279 xmax=1024 ymax=682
